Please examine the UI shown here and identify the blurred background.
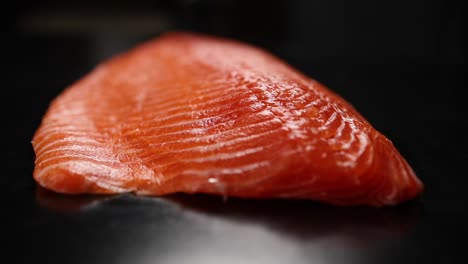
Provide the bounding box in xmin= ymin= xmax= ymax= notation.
xmin=3 ymin=0 xmax=467 ymax=263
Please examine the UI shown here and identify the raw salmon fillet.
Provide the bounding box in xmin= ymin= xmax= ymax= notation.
xmin=32 ymin=32 xmax=423 ymax=206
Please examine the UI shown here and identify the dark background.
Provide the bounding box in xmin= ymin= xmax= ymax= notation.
xmin=3 ymin=1 xmax=466 ymax=263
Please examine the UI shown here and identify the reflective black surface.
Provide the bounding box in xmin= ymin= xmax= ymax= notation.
xmin=4 ymin=1 xmax=466 ymax=263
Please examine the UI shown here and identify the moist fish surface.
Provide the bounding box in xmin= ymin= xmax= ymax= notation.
xmin=32 ymin=32 xmax=423 ymax=206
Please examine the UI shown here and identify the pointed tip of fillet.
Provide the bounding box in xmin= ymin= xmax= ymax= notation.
xmin=370 ymin=135 xmax=424 ymax=206
xmin=34 ymin=164 xmax=90 ymax=194
xmin=33 ymin=162 xmax=130 ymax=195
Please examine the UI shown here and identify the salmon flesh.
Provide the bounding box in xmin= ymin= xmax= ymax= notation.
xmin=32 ymin=32 xmax=423 ymax=206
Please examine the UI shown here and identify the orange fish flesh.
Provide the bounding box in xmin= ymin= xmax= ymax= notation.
xmin=32 ymin=32 xmax=423 ymax=206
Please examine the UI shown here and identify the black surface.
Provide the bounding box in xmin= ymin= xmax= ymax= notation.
xmin=4 ymin=1 xmax=467 ymax=263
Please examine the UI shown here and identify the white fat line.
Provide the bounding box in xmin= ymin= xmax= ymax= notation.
xmin=125 ymin=90 xmax=253 ymax=122
xmin=35 ymin=160 xmax=120 ymax=180
xmin=179 ymin=160 xmax=270 ymax=177
xmin=33 ymin=130 xmax=103 ymax=150
xmin=36 ymin=153 xmax=118 ymax=167
xmin=33 ymin=124 xmax=99 ymax=138
xmin=133 ymin=83 xmax=244 ymax=113
xmin=144 ymin=112 xmax=279 ymax=143
xmin=35 ymin=137 xmax=101 ymax=153
xmin=335 ymin=132 xmax=370 ymax=168
xmin=139 ymin=103 xmax=264 ymax=133
xmin=36 ymin=145 xmax=110 ymax=160
xmin=138 ymin=127 xmax=283 ymax=163
xmin=174 ymin=146 xmax=265 ymax=163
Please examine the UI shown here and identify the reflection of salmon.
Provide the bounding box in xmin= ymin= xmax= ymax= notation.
xmin=32 ymin=32 xmax=423 ymax=206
